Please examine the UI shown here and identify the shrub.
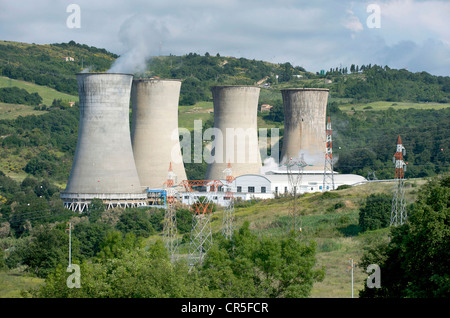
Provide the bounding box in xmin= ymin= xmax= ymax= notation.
xmin=358 ymin=193 xmax=392 ymax=232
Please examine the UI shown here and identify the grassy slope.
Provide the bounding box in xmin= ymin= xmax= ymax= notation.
xmin=0 ymin=76 xmax=78 ymax=107
xmin=208 ymin=178 xmax=425 ymax=298
xmin=0 ymin=76 xmax=78 ymax=121
xmin=339 ymin=100 xmax=450 ymax=112
xmin=0 ymin=269 xmax=43 ymax=298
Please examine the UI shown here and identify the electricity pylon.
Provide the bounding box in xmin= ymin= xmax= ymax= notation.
xmin=286 ymin=153 xmax=308 ymax=234
xmin=390 ymin=135 xmax=407 ymax=226
xmin=222 ymin=162 xmax=235 ymax=240
xmin=181 ymin=179 xmax=222 ymax=271
xmin=323 ymin=116 xmax=335 ymax=191
xmin=163 ymin=163 xmax=178 ymax=262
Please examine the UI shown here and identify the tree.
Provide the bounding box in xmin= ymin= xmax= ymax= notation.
xmin=73 ymin=221 xmax=113 ymax=259
xmin=96 ymin=230 xmax=143 ymax=260
xmin=115 ymin=209 xmax=155 ymax=237
xmin=359 ymin=175 xmax=450 ymax=298
xmin=30 ymin=241 xmax=207 ymax=298
xmin=199 ymin=221 xmax=324 ymax=298
xmin=359 ymin=193 xmax=392 ymax=231
xmin=22 ymin=225 xmax=77 ymax=278
xmin=0 ymin=246 xmax=5 ymax=269
xmin=87 ymin=198 xmax=105 ymax=223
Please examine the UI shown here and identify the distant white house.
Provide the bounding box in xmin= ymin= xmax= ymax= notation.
xmin=260 ymin=104 xmax=273 ymax=112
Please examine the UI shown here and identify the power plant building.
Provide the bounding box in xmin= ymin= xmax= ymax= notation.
xmin=131 ymin=78 xmax=187 ymax=189
xmin=61 ymin=73 xmax=147 ymax=212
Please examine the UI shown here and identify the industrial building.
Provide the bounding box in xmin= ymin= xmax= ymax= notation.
xmin=179 ymin=170 xmax=366 ymax=207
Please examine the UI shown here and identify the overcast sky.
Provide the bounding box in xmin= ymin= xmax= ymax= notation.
xmin=0 ymin=0 xmax=449 ymax=76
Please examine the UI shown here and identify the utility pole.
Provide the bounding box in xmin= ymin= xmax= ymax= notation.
xmin=347 ymin=258 xmax=356 ymax=298
xmin=391 ymin=135 xmax=407 ymax=226
xmin=323 ymin=116 xmax=335 ymax=191
xmin=65 ymin=222 xmax=73 ymax=268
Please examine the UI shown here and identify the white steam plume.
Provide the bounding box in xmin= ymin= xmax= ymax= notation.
xmin=108 ymin=14 xmax=169 ymax=74
xmin=260 ymin=157 xmax=281 ymax=175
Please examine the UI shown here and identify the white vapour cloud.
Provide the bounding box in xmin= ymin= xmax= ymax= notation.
xmin=343 ymin=9 xmax=363 ymax=34
xmin=260 ymin=157 xmax=280 ymax=175
xmin=108 ymin=14 xmax=169 ymax=74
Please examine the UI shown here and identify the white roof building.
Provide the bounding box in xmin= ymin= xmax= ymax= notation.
xmin=178 ymin=170 xmax=367 ymax=207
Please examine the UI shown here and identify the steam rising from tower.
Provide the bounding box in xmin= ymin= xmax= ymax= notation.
xmin=61 ymin=73 xmax=147 ymax=211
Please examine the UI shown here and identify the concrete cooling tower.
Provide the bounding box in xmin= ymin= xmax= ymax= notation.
xmin=280 ymin=88 xmax=329 ymax=171
xmin=131 ymin=78 xmax=187 ymax=189
xmin=205 ymin=85 xmax=262 ymax=180
xmin=61 ymin=73 xmax=147 ymax=212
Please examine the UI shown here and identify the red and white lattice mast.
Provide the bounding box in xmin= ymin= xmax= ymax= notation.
xmin=390 ymin=135 xmax=407 ymax=226
xmin=163 ymin=162 xmax=178 ymax=262
xmin=222 ymin=162 xmax=235 ymax=239
xmin=180 ymin=178 xmax=222 ymax=270
xmin=322 ymin=116 xmax=335 ymax=191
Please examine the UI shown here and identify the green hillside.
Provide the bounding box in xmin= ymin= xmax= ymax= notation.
xmin=0 ymin=40 xmax=117 ymax=95
xmin=0 ymin=76 xmax=77 ymax=107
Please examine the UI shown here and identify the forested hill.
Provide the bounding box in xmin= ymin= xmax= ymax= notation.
xmin=0 ymin=40 xmax=117 ymax=95
xmin=145 ymin=54 xmax=450 ymax=105
xmin=0 ymin=40 xmax=449 ymax=104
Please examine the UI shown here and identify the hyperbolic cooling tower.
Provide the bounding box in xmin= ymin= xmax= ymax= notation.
xmin=280 ymin=88 xmax=329 ymax=170
xmin=131 ymin=78 xmax=187 ymax=189
xmin=61 ymin=73 xmax=147 ymax=212
xmin=205 ymin=85 xmax=262 ymax=180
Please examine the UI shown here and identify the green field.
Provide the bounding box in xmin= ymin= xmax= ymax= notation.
xmin=339 ymin=100 xmax=450 ymax=112
xmin=0 ymin=76 xmax=78 ymax=106
xmin=178 ymin=101 xmax=214 ymax=130
xmin=0 ymin=102 xmax=42 ymax=120
xmin=0 ymin=269 xmax=44 ymax=298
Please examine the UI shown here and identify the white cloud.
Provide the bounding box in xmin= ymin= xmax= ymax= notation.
xmin=0 ymin=0 xmax=448 ymax=76
xmin=343 ymin=9 xmax=364 ymax=34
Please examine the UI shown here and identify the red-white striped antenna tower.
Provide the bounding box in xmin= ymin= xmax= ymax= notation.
xmin=222 ymin=162 xmax=235 ymax=239
xmin=323 ymin=116 xmax=335 ymax=191
xmin=163 ymin=162 xmax=178 ymax=262
xmin=390 ymin=135 xmax=407 ymax=226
